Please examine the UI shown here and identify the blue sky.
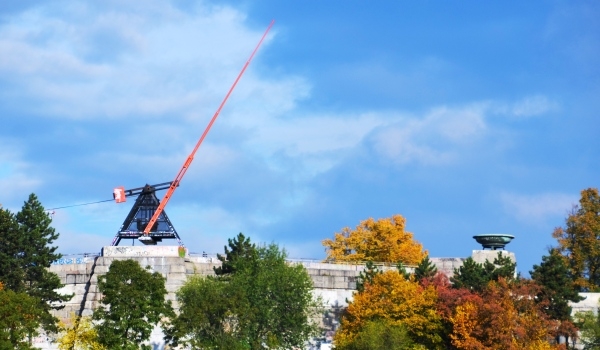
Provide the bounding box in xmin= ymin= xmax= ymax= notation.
xmin=0 ymin=1 xmax=598 ymax=274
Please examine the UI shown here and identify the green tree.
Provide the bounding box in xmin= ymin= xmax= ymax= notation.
xmin=450 ymin=257 xmax=487 ymax=292
xmin=0 ymin=194 xmax=71 ymax=332
xmin=167 ymin=236 xmax=323 ymax=349
xmin=575 ymin=309 xmax=600 ymax=350
xmin=0 ymin=208 xmax=24 ymax=289
xmin=214 ymin=232 xmax=256 ymax=276
xmin=335 ymin=319 xmax=417 ymax=350
xmin=356 ymin=261 xmax=381 ymax=293
xmin=0 ymin=283 xmax=44 ymax=349
xmin=414 ymin=255 xmax=438 ymax=283
xmin=164 ymin=275 xmax=244 ymax=349
xmin=451 ymin=252 xmax=516 ymax=292
xmin=531 ymin=248 xmax=583 ymax=347
xmin=93 ymin=259 xmax=173 ymax=350
xmin=553 ymin=188 xmax=600 ymax=291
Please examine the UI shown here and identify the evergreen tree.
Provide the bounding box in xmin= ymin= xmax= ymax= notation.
xmin=214 ymin=232 xmax=256 ymax=276
xmin=414 ymin=255 xmax=438 ymax=282
xmin=451 ymin=257 xmax=488 ymax=292
xmin=485 ymin=251 xmax=517 ymax=282
xmin=531 ymin=248 xmax=583 ymax=347
xmin=93 ymin=259 xmax=173 ymax=350
xmin=531 ymin=248 xmax=583 ymax=321
xmin=356 ymin=261 xmax=381 ymax=292
xmin=0 ymin=208 xmax=25 ymax=289
xmin=0 ymin=194 xmax=71 ymax=332
xmin=451 ymin=252 xmax=515 ymax=292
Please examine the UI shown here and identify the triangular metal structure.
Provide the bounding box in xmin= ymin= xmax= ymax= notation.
xmin=111 ymin=183 xmax=183 ymax=246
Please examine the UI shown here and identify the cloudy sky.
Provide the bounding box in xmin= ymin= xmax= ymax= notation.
xmin=0 ymin=1 xmax=598 ymax=274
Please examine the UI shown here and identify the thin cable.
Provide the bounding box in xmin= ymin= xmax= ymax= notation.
xmin=47 ymin=198 xmax=113 ymax=211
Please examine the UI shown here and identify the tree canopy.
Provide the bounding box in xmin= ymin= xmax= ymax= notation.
xmin=167 ymin=235 xmax=322 ymax=349
xmin=93 ymin=259 xmax=173 ymax=350
xmin=0 ymin=193 xmax=70 ymax=332
xmin=450 ymin=252 xmax=516 ymax=292
xmin=335 ymin=269 xmax=444 ymax=349
xmin=0 ymin=282 xmax=44 ymax=349
xmin=322 ymin=214 xmax=426 ymax=264
xmin=552 ymin=187 xmax=600 ymax=291
xmin=449 ymin=278 xmax=559 ymax=350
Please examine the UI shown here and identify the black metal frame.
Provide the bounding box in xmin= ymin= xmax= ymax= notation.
xmin=110 ymin=183 xmax=183 ymax=246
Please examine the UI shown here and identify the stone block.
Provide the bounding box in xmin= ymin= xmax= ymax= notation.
xmin=93 ymin=265 xmax=108 ymax=274
xmin=169 ymin=264 xmax=186 ymax=274
xmin=471 ymin=250 xmax=515 ymax=265
xmin=166 ymin=273 xmax=187 ymax=283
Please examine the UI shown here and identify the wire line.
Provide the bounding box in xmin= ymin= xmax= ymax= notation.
xmin=47 ymin=198 xmax=113 ymax=210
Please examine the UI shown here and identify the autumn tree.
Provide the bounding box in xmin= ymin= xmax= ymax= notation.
xmin=93 ymin=259 xmax=173 ymax=350
xmin=57 ymin=313 xmax=105 ymax=350
xmin=335 ymin=270 xmax=444 ymax=349
xmin=323 ymin=214 xmax=426 ymax=264
xmin=553 ymin=187 xmax=600 ymax=291
xmin=450 ymin=278 xmax=558 ymax=350
xmin=427 ymin=273 xmax=481 ymax=348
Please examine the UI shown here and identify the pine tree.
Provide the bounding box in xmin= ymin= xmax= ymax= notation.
xmin=531 ymin=248 xmax=583 ymax=347
xmin=356 ymin=261 xmax=381 ymax=292
xmin=214 ymin=232 xmax=257 ymax=276
xmin=451 ymin=253 xmax=516 ymax=292
xmin=0 ymin=208 xmax=25 ymax=289
xmin=0 ymin=194 xmax=71 ymax=332
xmin=451 ymin=257 xmax=488 ymax=292
xmin=414 ymin=255 xmax=438 ymax=282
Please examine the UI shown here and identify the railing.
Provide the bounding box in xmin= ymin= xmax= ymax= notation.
xmin=51 ymin=253 xmax=100 ymax=265
xmin=52 ymin=252 xmax=418 ymax=269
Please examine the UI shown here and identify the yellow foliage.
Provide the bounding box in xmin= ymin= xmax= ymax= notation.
xmin=450 ymin=302 xmax=485 ymax=350
xmin=335 ymin=270 xmax=443 ymax=349
xmin=57 ymin=313 xmax=106 ymax=350
xmin=323 ymin=214 xmax=426 ymax=264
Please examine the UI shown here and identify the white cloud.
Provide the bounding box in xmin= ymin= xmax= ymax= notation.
xmin=499 ymin=192 xmax=577 ymax=225
xmin=510 ymin=95 xmax=559 ymax=117
xmin=370 ymin=104 xmax=487 ymax=165
xmin=0 ymin=1 xmax=277 ymax=120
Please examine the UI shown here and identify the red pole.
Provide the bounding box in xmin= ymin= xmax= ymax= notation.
xmin=142 ymin=20 xmax=275 ymax=240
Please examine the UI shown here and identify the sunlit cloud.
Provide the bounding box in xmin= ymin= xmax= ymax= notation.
xmin=499 ymin=192 xmax=577 ymax=225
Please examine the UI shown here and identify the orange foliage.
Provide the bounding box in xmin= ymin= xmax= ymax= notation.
xmin=322 ymin=214 xmax=426 ymax=264
xmin=335 ymin=270 xmax=443 ymax=349
xmin=449 ymin=279 xmax=560 ymax=350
